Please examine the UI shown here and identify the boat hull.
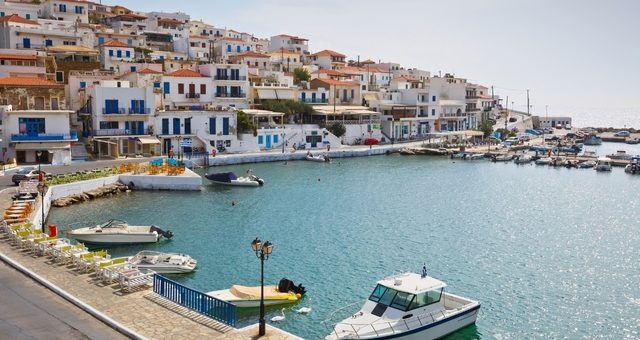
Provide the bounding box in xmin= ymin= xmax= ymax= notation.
xmin=327 ymin=304 xmax=480 ymax=340
xmin=209 ymin=180 xmax=261 ymax=187
xmin=67 ymin=233 xmax=159 ymax=245
xmin=134 ymin=264 xmax=195 ymax=274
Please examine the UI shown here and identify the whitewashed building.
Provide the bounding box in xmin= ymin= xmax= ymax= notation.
xmin=42 ymin=0 xmax=89 ymax=23
xmin=99 ymin=39 xmax=134 ymax=71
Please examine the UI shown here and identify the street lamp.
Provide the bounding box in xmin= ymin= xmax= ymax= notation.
xmin=251 ymin=237 xmax=273 ymax=336
xmin=36 ymin=150 xmax=45 ymax=233
xmin=281 ymin=130 xmax=286 ymax=154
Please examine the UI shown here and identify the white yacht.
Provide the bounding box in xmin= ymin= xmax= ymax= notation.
xmin=324 ymin=272 xmax=480 ymax=340
xmin=127 ymin=250 xmax=197 ymax=274
xmin=594 ymin=157 xmax=612 ymax=172
xmin=66 ymin=219 xmax=173 ymax=245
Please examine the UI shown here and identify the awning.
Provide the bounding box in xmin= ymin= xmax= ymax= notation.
xmin=14 ymin=142 xmax=70 ymax=150
xmin=93 ymin=139 xmax=117 ymax=145
xmin=137 ymin=137 xmax=161 ymax=144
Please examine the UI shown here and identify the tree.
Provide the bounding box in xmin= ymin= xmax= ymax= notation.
xmin=293 ymin=67 xmax=310 ymax=85
xmin=261 ymin=100 xmax=313 ymax=124
xmin=327 ymin=122 xmax=346 ymax=138
xmin=478 ymin=121 xmax=493 ymax=137
xmin=235 ymin=110 xmax=257 ymax=136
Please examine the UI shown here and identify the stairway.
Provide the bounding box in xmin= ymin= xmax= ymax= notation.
xmin=71 ymin=142 xmax=89 ymax=161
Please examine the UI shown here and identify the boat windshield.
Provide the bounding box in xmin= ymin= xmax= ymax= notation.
xmin=99 ymin=219 xmax=127 ymax=228
xmin=368 ymin=284 xmax=443 ymax=312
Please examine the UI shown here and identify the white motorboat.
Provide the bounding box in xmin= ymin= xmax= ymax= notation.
xmin=624 ymin=157 xmax=640 ymax=174
xmin=127 ymin=250 xmax=197 ymax=274
xmin=65 ymin=219 xmax=173 ymax=245
xmin=324 ymin=272 xmax=480 ymax=340
xmin=205 ymin=171 xmax=264 ymax=186
xmin=607 ymin=150 xmax=633 ymax=161
xmin=206 ymin=278 xmax=306 ymax=308
xmin=306 ymin=153 xmax=331 ymax=163
xmin=594 ymin=157 xmax=612 ymax=172
xmin=513 ymin=154 xmax=532 ymax=164
xmin=535 ymin=157 xmax=552 ymax=165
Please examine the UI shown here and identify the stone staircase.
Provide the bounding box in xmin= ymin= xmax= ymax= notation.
xmin=71 ymin=142 xmax=89 ymax=161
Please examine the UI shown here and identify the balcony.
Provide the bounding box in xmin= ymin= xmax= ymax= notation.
xmin=300 ymin=98 xmax=329 ymax=104
xmin=93 ymin=128 xmax=149 ymax=136
xmin=215 ymin=92 xmax=246 ymax=98
xmin=185 ymin=93 xmax=200 ymax=99
xmin=102 ymin=108 xmax=151 ymax=114
xmin=12 ymin=132 xmax=78 ymax=141
xmin=214 ymin=75 xmax=247 ymax=81
xmin=16 ymin=43 xmax=44 ymax=49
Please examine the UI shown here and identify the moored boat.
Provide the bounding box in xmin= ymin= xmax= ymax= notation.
xmin=324 ymin=271 xmax=480 ymax=340
xmin=306 ymin=152 xmax=331 ymax=163
xmin=594 ymin=157 xmax=612 ymax=172
xmin=65 ymin=219 xmax=173 ymax=245
xmin=607 ymin=150 xmax=633 ymax=161
xmin=206 ymin=278 xmax=306 ymax=307
xmin=205 ymin=171 xmax=265 ymax=186
xmin=127 ymin=250 xmax=197 ymax=274
xmin=625 ymin=157 xmax=640 ymax=174
xmin=513 ymin=154 xmax=532 ymax=164
xmin=584 ymin=134 xmax=602 ymax=146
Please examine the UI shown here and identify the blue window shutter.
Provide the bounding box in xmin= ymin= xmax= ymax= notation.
xmin=98 ymin=37 xmax=104 ymax=45
xmin=80 ymin=82 xmax=86 ymax=88
xmin=127 ymin=39 xmax=132 ymax=45
xmin=153 ymin=82 xmax=160 ymax=88
xmin=114 ymin=100 xmax=118 ymax=113
xmin=227 ymin=44 xmax=231 ymax=52
xmin=209 ymin=117 xmax=216 ymax=134
xmin=131 ymin=100 xmax=136 ymax=113
xmin=104 ymin=100 xmax=109 ymax=113
xmin=162 ymin=119 xmax=169 ymax=134
xmin=125 ymin=121 xmax=130 ymax=132
xmin=45 ymin=39 xmax=52 ymax=46
xmin=108 ymin=49 xmax=113 ymax=57
xmin=163 ymin=82 xmax=170 ymax=94
xmin=236 ymin=46 xmax=241 ymax=52
xmin=125 ymin=51 xmax=130 ymax=58
xmin=140 ymin=100 xmax=145 ymax=114
xmin=26 ymin=14 xmax=30 ymax=19
xmin=432 ymin=95 xmax=436 ymax=102
xmin=116 ymin=50 xmax=122 ymax=58
xmin=258 ymin=135 xmax=263 ymax=144
xmin=139 ymin=121 xmax=144 ymax=134
xmin=432 ymin=109 xmax=435 ymax=116
xmin=222 ymin=117 xmax=229 ymax=135
xmin=130 ymin=66 xmax=136 ymax=72
xmin=246 ymin=46 xmax=250 ymax=51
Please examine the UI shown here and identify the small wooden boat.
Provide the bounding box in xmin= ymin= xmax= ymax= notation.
xmin=206 ymin=278 xmax=306 ymax=307
xmin=205 ymin=171 xmax=264 ymax=186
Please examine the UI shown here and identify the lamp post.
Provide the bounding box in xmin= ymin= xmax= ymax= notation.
xmin=36 ymin=150 xmax=45 ymax=233
xmin=251 ymin=237 xmax=273 ymax=336
xmin=281 ymin=131 xmax=286 ymax=154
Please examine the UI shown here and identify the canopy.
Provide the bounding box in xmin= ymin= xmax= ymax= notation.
xmin=137 ymin=136 xmax=161 ymax=144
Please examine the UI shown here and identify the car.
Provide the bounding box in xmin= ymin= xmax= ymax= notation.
xmin=508 ymin=117 xmax=517 ymax=122
xmin=12 ymin=168 xmax=46 ymax=185
xmin=363 ymin=138 xmax=379 ymax=145
xmin=614 ymin=131 xmax=630 ymax=137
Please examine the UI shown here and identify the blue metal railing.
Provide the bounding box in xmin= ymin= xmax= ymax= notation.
xmin=153 ymin=274 xmax=236 ymax=327
xmin=11 ymin=132 xmax=78 ymax=141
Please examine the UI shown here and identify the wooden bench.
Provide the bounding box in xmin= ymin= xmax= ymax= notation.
xmin=119 ymin=269 xmax=154 ymax=292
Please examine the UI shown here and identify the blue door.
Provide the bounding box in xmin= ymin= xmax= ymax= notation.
xmin=173 ymin=118 xmax=180 ymax=134
xmin=222 ymin=117 xmax=229 ymax=135
xmin=301 ymin=92 xmax=306 ymax=102
xmin=162 ymin=119 xmax=169 ymax=135
xmin=321 ymin=93 xmax=326 ymax=103
xmin=311 ymin=93 xmax=316 ymax=103
xmin=163 ymin=82 xmax=170 ymax=94
xmin=266 ymin=135 xmax=272 ymax=148
xmin=22 ymin=38 xmax=30 ymax=49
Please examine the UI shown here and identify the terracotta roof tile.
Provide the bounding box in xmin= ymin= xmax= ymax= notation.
xmin=0 ymin=14 xmax=40 ymax=25
xmin=310 ymin=49 xmax=346 ymax=58
xmin=166 ymin=69 xmax=203 ymax=77
xmin=312 ymin=69 xmax=345 ymax=76
xmin=267 ymin=48 xmax=298 ymax=56
xmin=0 ymin=76 xmax=61 ymax=86
xmin=0 ymin=54 xmax=37 ymax=61
xmin=222 ymin=37 xmax=244 ymax=42
xmin=233 ymin=51 xmax=270 ymax=58
xmin=101 ymin=40 xmax=132 ymax=48
xmin=138 ymin=68 xmax=163 ymax=74
xmin=158 ymin=18 xmax=184 ymax=25
xmin=312 ymin=78 xmax=358 ymax=87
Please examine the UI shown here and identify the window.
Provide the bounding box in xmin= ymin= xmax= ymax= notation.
xmin=209 ymin=117 xmax=216 ymax=134
xmin=125 ymin=51 xmax=130 ymax=58
xmin=200 ymin=84 xmax=206 ymax=95
xmin=163 ymin=82 xmax=170 ymax=94
xmin=79 ymin=81 xmax=86 ymax=88
xmin=130 ymin=99 xmax=145 ymax=114
xmin=116 ymin=50 xmax=122 ymax=58
xmin=130 ymin=66 xmax=136 ymax=72
xmin=178 ymin=83 xmax=184 ymax=94
xmin=201 ymin=43 xmax=206 ymax=48
xmin=18 ymin=118 xmax=45 ymax=135
xmin=98 ymin=37 xmax=104 ymax=45
xmin=432 ymin=95 xmax=436 ymax=102
xmin=390 ymin=291 xmax=414 ymax=311
xmin=104 ymin=99 xmax=119 ymax=114
xmin=75 ymin=6 xmax=83 ymax=14
xmin=222 ymin=117 xmax=229 ymax=135
xmin=108 ymin=49 xmax=114 ymax=57
xmin=258 ymin=135 xmax=263 ymax=144
xmin=432 ymin=109 xmax=436 ymax=116
xmin=161 ymin=118 xmax=169 ymax=134
xmin=153 ymin=82 xmax=160 ymax=88
xmin=59 ymin=4 xmax=67 ymax=12
xmin=408 ymin=289 xmax=442 ymax=310
xmin=55 ymin=71 xmax=64 ymax=82
xmin=172 ymin=118 xmax=180 ymax=134
xmin=273 ymin=135 xmax=279 ymax=144
xmin=351 ymin=89 xmax=354 ymax=99
xmin=45 ymin=39 xmax=52 ymax=47
xmin=25 ymin=14 xmax=30 ymax=19
xmin=99 ymin=121 xmax=118 ymax=129
xmin=127 ymin=39 xmax=132 ymax=45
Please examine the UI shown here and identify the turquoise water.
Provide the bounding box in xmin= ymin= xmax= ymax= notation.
xmin=48 ymin=151 xmax=640 ymax=339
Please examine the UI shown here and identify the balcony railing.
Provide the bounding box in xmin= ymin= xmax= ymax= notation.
xmin=93 ymin=128 xmax=149 ymax=136
xmin=185 ymin=93 xmax=201 ymax=99
xmin=300 ymin=98 xmax=329 ymax=104
xmin=214 ymin=75 xmax=247 ymax=81
xmin=215 ymin=93 xmax=246 ymax=98
xmin=102 ymin=108 xmax=151 ymax=114
xmin=12 ymin=132 xmax=78 ymax=141
xmin=16 ymin=43 xmax=45 ymax=49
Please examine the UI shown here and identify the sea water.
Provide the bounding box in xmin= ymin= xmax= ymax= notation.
xmin=48 ymin=150 xmax=640 ymax=339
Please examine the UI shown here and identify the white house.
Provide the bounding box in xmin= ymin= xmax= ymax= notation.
xmin=198 ymin=63 xmax=250 ymax=109
xmin=228 ymin=51 xmax=271 ymax=70
xmin=161 ymin=68 xmax=214 ymax=111
xmin=0 ymin=1 xmax=42 ymax=20
xmin=99 ymin=39 xmax=134 ymax=71
xmin=309 ymin=49 xmax=346 ymax=70
xmin=188 ymin=35 xmax=212 ymax=61
xmin=268 ymin=48 xmax=302 ymax=72
xmin=0 ymin=49 xmax=45 ymax=78
xmin=87 ymin=80 xmax=158 ymax=158
xmin=42 ymin=0 xmax=89 ymax=23
xmin=267 ymin=34 xmax=309 ymax=62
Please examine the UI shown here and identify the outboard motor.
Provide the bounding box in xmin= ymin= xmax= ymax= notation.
xmin=278 ymin=278 xmax=306 ymax=295
xmin=150 ymin=225 xmax=174 ymax=240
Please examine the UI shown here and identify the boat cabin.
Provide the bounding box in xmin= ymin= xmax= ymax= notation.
xmin=367 ymin=273 xmax=446 ymax=315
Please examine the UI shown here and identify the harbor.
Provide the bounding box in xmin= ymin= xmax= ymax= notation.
xmin=33 ymin=153 xmax=639 ymax=339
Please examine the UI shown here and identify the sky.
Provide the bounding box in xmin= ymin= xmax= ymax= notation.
xmin=101 ymin=0 xmax=639 ymax=122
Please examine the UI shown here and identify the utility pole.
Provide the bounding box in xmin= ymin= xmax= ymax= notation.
xmin=526 ymin=89 xmax=530 ymax=115
xmin=504 ymin=95 xmax=508 ymax=131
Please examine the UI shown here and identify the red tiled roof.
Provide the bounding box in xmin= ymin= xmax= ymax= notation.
xmin=394 ymin=76 xmax=418 ymax=82
xmin=189 ymin=35 xmax=209 ymax=39
xmin=312 ymin=78 xmax=358 ymax=87
xmin=0 ymin=54 xmax=37 ymax=61
xmin=0 ymin=14 xmax=40 ymax=25
xmin=268 ymin=48 xmax=298 ymax=55
xmin=276 ymin=34 xmax=308 ymax=41
xmin=222 ymin=37 xmax=243 ymax=42
xmin=0 ymin=76 xmax=61 ymax=87
xmin=101 ymin=40 xmax=132 ymax=48
xmin=310 ymin=49 xmax=346 ymax=58
xmin=166 ymin=69 xmax=203 ymax=77
xmin=312 ymin=69 xmax=345 ymax=76
xmin=233 ymin=51 xmax=270 ymax=58
xmin=158 ymin=18 xmax=184 ymax=25
xmin=138 ymin=68 xmax=162 ymax=74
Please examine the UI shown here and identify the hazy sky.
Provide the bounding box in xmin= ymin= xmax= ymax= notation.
xmin=103 ymin=0 xmax=639 ymax=118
